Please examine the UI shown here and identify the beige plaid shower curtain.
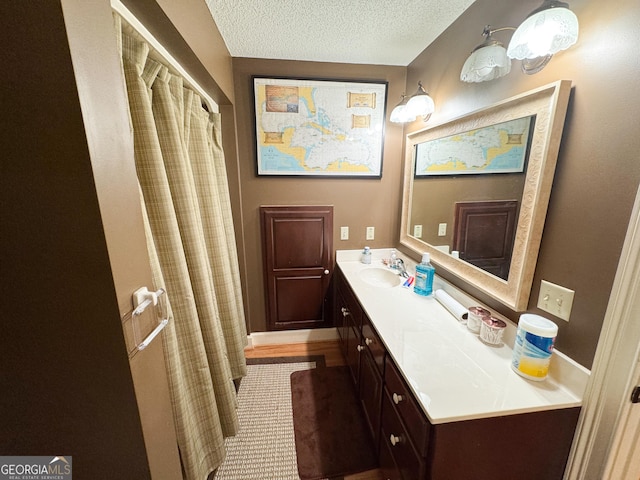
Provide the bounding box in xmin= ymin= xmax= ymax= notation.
xmin=117 ymin=17 xmax=247 ymax=480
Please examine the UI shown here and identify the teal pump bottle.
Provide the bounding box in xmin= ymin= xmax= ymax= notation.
xmin=414 ymin=253 xmax=435 ymax=296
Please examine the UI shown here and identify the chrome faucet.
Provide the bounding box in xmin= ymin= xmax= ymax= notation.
xmin=393 ymin=258 xmax=410 ymax=278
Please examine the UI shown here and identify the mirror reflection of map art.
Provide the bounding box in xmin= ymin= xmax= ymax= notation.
xmin=254 ymin=77 xmax=387 ymax=177
xmin=414 ymin=115 xmax=535 ymax=177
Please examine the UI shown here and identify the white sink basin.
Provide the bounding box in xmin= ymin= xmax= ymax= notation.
xmin=359 ymin=267 xmax=402 ymax=288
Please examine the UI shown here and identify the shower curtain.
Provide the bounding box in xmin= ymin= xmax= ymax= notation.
xmin=117 ymin=18 xmax=247 ymax=480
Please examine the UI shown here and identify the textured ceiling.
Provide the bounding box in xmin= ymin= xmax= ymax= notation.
xmin=205 ymin=0 xmax=476 ymax=66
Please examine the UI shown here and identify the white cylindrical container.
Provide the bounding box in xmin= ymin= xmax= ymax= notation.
xmin=511 ymin=314 xmax=558 ymax=381
xmin=480 ymin=316 xmax=507 ymax=346
xmin=467 ymin=306 xmax=490 ymax=333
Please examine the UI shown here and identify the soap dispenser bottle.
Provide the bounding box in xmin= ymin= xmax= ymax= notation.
xmin=361 ymin=246 xmax=372 ymax=264
xmin=414 ymin=253 xmax=435 ymax=296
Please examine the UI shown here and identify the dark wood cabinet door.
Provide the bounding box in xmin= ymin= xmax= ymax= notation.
xmin=360 ymin=347 xmax=382 ymax=450
xmin=452 ymin=200 xmax=518 ymax=280
xmin=346 ymin=323 xmax=361 ymax=386
xmin=379 ymin=435 xmax=403 ymax=480
xmin=380 ymin=391 xmax=426 ymax=480
xmin=261 ymin=205 xmax=333 ymax=330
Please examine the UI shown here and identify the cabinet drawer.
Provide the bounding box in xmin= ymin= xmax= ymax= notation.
xmin=384 ymin=356 xmax=431 ymax=456
xmin=362 ymin=314 xmax=385 ymax=375
xmin=381 ymin=390 xmax=425 ymax=480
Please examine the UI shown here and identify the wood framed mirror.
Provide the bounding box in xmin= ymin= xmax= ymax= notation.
xmin=400 ymin=80 xmax=572 ymax=311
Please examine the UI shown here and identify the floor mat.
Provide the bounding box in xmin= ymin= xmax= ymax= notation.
xmin=291 ymin=366 xmax=378 ymax=480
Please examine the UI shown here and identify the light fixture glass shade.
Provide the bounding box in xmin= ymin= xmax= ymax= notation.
xmin=390 ymin=95 xmax=415 ymax=123
xmin=461 ymin=43 xmax=511 ymax=83
xmin=507 ymin=0 xmax=579 ymax=60
xmin=405 ymin=82 xmax=435 ymax=118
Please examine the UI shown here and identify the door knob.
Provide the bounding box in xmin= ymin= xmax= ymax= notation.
xmin=324 ymin=269 xmax=329 ymax=275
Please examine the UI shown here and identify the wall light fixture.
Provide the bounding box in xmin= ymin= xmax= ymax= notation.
xmin=507 ymin=0 xmax=579 ymax=61
xmin=389 ymin=94 xmax=415 ymax=123
xmin=460 ymin=26 xmax=514 ymax=83
xmin=390 ymin=82 xmax=435 ymax=124
xmin=461 ymin=0 xmax=579 ymax=81
xmin=405 ymin=81 xmax=435 ymax=119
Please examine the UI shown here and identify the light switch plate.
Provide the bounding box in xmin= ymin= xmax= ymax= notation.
xmin=413 ymin=224 xmax=423 ymax=238
xmin=537 ymin=280 xmax=574 ymax=321
xmin=438 ymin=223 xmax=447 ymax=236
xmin=340 ymin=226 xmax=349 ymax=240
xmin=366 ymin=226 xmax=375 ymax=240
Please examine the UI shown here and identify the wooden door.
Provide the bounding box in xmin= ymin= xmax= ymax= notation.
xmin=452 ymin=200 xmax=518 ymax=280
xmin=261 ymin=205 xmax=333 ymax=331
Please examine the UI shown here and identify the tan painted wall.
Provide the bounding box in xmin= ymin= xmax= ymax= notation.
xmin=403 ymin=0 xmax=640 ymax=368
xmin=123 ymin=0 xmax=234 ymax=105
xmin=232 ymin=59 xmax=406 ymax=333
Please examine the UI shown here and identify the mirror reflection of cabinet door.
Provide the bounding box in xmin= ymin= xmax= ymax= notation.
xmin=452 ymin=200 xmax=518 ymax=280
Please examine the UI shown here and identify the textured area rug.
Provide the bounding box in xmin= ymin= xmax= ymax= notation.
xmin=213 ymin=356 xmax=323 ymax=480
xmin=291 ymin=366 xmax=378 ymax=480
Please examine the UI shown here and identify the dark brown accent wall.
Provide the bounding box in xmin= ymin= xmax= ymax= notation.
xmin=403 ymin=0 xmax=640 ymax=368
xmin=0 ymin=1 xmax=151 ymax=477
xmin=232 ymin=58 xmax=407 ymax=333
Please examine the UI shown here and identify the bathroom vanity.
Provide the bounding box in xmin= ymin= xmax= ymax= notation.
xmin=334 ymin=249 xmax=588 ymax=480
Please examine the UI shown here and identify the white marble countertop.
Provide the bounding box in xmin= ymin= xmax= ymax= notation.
xmin=337 ymin=249 xmax=590 ymax=425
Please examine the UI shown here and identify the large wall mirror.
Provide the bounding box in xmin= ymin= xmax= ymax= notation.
xmin=400 ymin=81 xmax=572 ymax=311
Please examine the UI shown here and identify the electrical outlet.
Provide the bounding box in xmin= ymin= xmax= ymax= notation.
xmin=438 ymin=223 xmax=447 ymax=236
xmin=366 ymin=226 xmax=375 ymax=240
xmin=413 ymin=224 xmax=423 ymax=238
xmin=537 ymin=280 xmax=574 ymax=321
xmin=340 ymin=226 xmax=349 ymax=240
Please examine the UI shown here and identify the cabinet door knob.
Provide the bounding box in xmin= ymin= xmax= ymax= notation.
xmin=341 ymin=307 xmax=350 ymax=317
xmin=365 ymin=337 xmax=373 ymax=345
xmin=356 ymin=345 xmax=364 ymax=352
xmin=390 ymin=434 xmax=401 ymax=446
xmin=324 ymin=269 xmax=330 ymax=275
xmin=393 ymin=393 xmax=404 ymax=404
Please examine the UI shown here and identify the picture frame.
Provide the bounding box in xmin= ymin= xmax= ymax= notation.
xmin=414 ymin=115 xmax=534 ymax=177
xmin=253 ymin=76 xmax=388 ymax=177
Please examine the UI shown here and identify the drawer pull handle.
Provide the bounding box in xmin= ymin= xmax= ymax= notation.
xmin=390 ymin=434 xmax=401 ymax=446
xmin=393 ymin=393 xmax=404 ymax=404
xmin=365 ymin=337 xmax=373 ymax=345
xmin=357 ymin=345 xmax=364 ymax=352
xmin=341 ymin=307 xmax=350 ymax=317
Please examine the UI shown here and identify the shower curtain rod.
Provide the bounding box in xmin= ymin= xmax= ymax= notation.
xmin=111 ymin=0 xmax=219 ymax=114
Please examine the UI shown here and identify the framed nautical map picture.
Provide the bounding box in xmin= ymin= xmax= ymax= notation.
xmin=253 ymin=76 xmax=388 ymax=177
xmin=414 ymin=115 xmax=535 ymax=177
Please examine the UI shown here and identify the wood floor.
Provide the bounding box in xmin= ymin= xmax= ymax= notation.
xmin=244 ymin=340 xmax=384 ymax=480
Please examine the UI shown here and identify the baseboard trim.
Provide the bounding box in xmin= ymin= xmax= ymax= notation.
xmin=247 ymin=328 xmax=339 ymax=347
